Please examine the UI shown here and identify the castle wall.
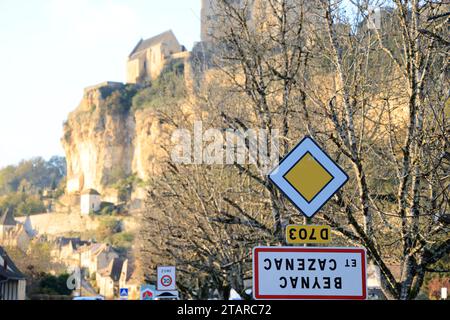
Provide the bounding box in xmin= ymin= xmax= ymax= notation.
xmin=201 ymin=0 xmax=215 ymax=42
xmin=127 ymin=32 xmax=183 ymax=84
xmin=127 ymin=57 xmax=143 ymax=84
xmin=15 ymin=213 xmax=138 ymax=236
xmin=16 ymin=213 xmax=100 ymax=236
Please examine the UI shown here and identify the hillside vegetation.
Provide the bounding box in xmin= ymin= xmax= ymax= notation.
xmin=0 ymin=156 xmax=66 ymax=216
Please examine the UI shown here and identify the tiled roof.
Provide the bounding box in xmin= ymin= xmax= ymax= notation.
xmin=0 ymin=246 xmax=25 ymax=280
xmin=81 ymin=188 xmax=100 ymax=196
xmin=129 ymin=30 xmax=176 ymax=58
xmin=55 ymin=237 xmax=90 ymax=250
xmin=0 ymin=208 xmax=16 ymax=226
xmin=98 ymin=258 xmax=125 ymax=282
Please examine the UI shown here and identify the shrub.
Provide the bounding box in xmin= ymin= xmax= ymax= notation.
xmin=104 ymin=85 xmax=138 ymax=115
xmin=97 ymin=202 xmax=119 ymax=216
xmin=96 ymin=218 xmax=121 ymax=241
xmin=108 ymin=232 xmax=135 ymax=255
xmin=0 ymin=193 xmax=46 ymax=216
xmin=110 ymin=232 xmax=134 ymax=249
xmin=0 ymin=156 xmax=66 ymax=196
xmin=131 ymin=59 xmax=186 ymax=113
xmin=37 ymin=274 xmax=73 ymax=296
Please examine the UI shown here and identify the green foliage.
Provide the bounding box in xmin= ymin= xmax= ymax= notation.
xmin=0 ymin=193 xmax=46 ymax=216
xmin=97 ymin=202 xmax=118 ymax=216
xmin=95 ymin=217 xmax=121 ymax=241
xmin=104 ymin=85 xmax=138 ymax=115
xmin=37 ymin=274 xmax=73 ymax=296
xmin=109 ymin=232 xmax=134 ymax=252
xmin=0 ymin=156 xmax=66 ymax=196
xmin=53 ymin=177 xmax=66 ymax=199
xmin=112 ymin=174 xmax=143 ymax=202
xmin=102 ymin=167 xmax=128 ymax=186
xmin=421 ymin=255 xmax=450 ymax=299
xmin=132 ymin=59 xmax=186 ymax=113
xmin=5 ymin=242 xmax=66 ymax=295
xmin=78 ymin=217 xmax=134 ymax=254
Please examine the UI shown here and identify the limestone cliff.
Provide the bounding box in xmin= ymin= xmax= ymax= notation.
xmin=62 ymin=82 xmax=176 ymax=201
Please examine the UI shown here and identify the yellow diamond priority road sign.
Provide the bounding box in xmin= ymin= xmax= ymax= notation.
xmin=269 ymin=136 xmax=348 ymax=218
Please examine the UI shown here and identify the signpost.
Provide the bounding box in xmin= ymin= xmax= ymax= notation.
xmin=155 ymin=290 xmax=180 ymax=300
xmin=441 ymin=287 xmax=448 ymax=300
xmin=119 ymin=288 xmax=129 ymax=301
xmin=255 ymin=136 xmax=367 ymax=300
xmin=157 ymin=266 xmax=176 ymax=291
xmin=253 ymin=247 xmax=367 ymax=300
xmin=286 ymin=225 xmax=331 ymax=244
xmin=269 ymin=136 xmax=348 ymax=218
xmin=140 ymin=285 xmax=156 ymax=301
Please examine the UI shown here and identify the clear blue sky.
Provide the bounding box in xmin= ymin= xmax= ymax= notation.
xmin=0 ymin=0 xmax=201 ymax=168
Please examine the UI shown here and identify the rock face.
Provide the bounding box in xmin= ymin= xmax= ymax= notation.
xmin=62 ymin=83 xmax=172 ymax=201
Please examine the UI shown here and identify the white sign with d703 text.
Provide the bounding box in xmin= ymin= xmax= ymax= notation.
xmin=253 ymin=247 xmax=367 ymax=300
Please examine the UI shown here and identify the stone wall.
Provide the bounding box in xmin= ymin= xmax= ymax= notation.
xmin=16 ymin=213 xmax=139 ymax=236
xmin=16 ymin=213 xmax=100 ymax=236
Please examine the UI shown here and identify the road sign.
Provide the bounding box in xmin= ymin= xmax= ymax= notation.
xmin=157 ymin=266 xmax=176 ymax=291
xmin=269 ymin=136 xmax=348 ymax=218
xmin=155 ymin=290 xmax=179 ymax=300
xmin=442 ymin=287 xmax=448 ymax=300
xmin=286 ymin=225 xmax=331 ymax=244
xmin=119 ymin=288 xmax=129 ymax=300
xmin=140 ymin=285 xmax=156 ymax=301
xmin=253 ymin=247 xmax=367 ymax=300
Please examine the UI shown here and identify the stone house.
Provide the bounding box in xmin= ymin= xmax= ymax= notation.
xmin=126 ymin=30 xmax=184 ymax=84
xmin=118 ymin=259 xmax=140 ymax=300
xmin=79 ymin=243 xmax=118 ymax=277
xmin=0 ymin=225 xmax=31 ymax=252
xmin=0 ymin=210 xmax=34 ymax=251
xmin=0 ymin=208 xmax=17 ymax=235
xmin=50 ymin=237 xmax=90 ymax=268
xmin=96 ymin=257 xmax=126 ymax=299
xmin=80 ymin=189 xmax=101 ymax=215
xmin=0 ymin=246 xmax=26 ymax=300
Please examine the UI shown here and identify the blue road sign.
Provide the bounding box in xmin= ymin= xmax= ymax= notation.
xmin=119 ymin=288 xmax=129 ymax=300
xmin=269 ymin=136 xmax=348 ymax=218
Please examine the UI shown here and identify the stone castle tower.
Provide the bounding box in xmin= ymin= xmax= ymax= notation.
xmin=200 ymin=0 xmax=214 ymax=42
xmin=200 ymin=0 xmax=321 ymax=43
xmin=126 ymin=30 xmax=187 ymax=84
xmin=201 ymin=0 xmax=250 ymax=42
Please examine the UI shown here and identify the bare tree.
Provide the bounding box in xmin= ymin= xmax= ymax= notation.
xmin=141 ymin=0 xmax=449 ymax=300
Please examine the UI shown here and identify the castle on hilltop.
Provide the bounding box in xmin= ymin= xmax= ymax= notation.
xmin=68 ymin=0 xmax=263 ymax=202
xmin=82 ymin=1 xmax=247 ymax=88
xmin=126 ymin=30 xmax=188 ymax=84
xmin=126 ymin=0 xmax=256 ymax=85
